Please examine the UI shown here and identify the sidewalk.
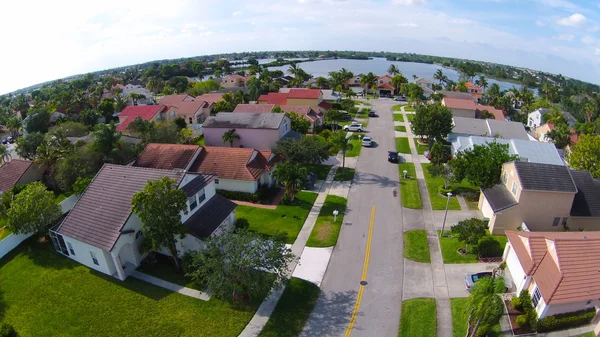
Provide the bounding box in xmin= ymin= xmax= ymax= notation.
xmin=131 ymin=271 xmax=211 ymax=300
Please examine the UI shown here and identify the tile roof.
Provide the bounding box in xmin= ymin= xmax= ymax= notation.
xmin=181 ymin=174 xmax=215 ymax=197
xmin=195 ymin=93 xmax=224 ymax=104
xmin=570 ymin=170 xmax=600 ymax=217
xmin=258 ymin=93 xmax=288 ymax=105
xmin=159 ymin=94 xmax=193 ymax=106
xmin=377 ymin=83 xmax=395 ymax=90
xmin=169 ymin=100 xmax=205 ymax=117
xmin=437 ymin=90 xmax=477 ymax=102
xmin=280 ymin=105 xmax=323 ymax=121
xmin=57 ymin=164 xmax=184 ymax=251
xmin=183 ymin=194 xmax=236 ymax=239
xmin=287 ymin=89 xmax=321 ymax=99
xmin=443 ymin=97 xmax=477 ymax=111
xmin=485 ymin=119 xmax=529 ymax=140
xmin=202 ymin=112 xmax=285 ymax=130
xmin=477 ymin=105 xmax=505 ymax=121
xmin=513 ymin=161 xmax=576 ymax=192
xmin=378 ymin=74 xmax=393 ymax=79
xmin=0 ymin=160 xmax=34 ymax=191
xmin=506 ymin=230 xmax=600 ymax=304
xmin=189 ymin=146 xmax=270 ymax=181
xmin=116 ymin=105 xmax=166 ymax=131
xmin=317 ymin=101 xmax=332 ymax=110
xmin=482 ymin=184 xmax=518 ymax=212
xmin=233 ymin=104 xmax=275 ymax=113
xmin=466 ymin=82 xmax=482 ymax=91
xmin=134 ymin=143 xmax=201 ymax=170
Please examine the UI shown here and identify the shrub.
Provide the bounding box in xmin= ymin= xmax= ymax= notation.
xmin=476 ymin=324 xmax=491 ymax=336
xmin=0 ymin=323 xmax=16 ymax=337
xmin=331 ymin=102 xmax=342 ymax=110
xmin=235 ymin=218 xmax=250 ymax=231
xmin=519 ymin=290 xmax=533 ymax=310
xmin=511 ymin=296 xmax=522 ymax=311
xmin=477 ymin=237 xmax=503 ymax=257
xmin=216 ymin=189 xmax=259 ymax=203
xmin=349 ymin=107 xmax=359 ymax=115
xmin=437 ymin=185 xmax=453 ymax=195
xmin=516 ymin=314 xmax=529 ymax=327
xmin=537 ymin=309 xmax=596 ymax=332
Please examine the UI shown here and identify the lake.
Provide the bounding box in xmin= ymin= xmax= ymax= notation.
xmin=267 ymin=57 xmax=521 ymax=91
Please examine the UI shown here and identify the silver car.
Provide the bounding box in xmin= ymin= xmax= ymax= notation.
xmin=343 ymin=122 xmax=364 ymax=132
xmin=465 ymin=272 xmax=492 ymax=292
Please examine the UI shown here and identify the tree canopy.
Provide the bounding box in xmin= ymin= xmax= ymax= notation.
xmin=274 ymin=136 xmax=329 ymax=165
xmin=450 ymin=142 xmax=518 ymax=189
xmin=6 ymin=182 xmax=62 ymax=235
xmin=411 ymin=103 xmax=453 ymax=147
xmin=450 ymin=218 xmax=488 ymax=253
xmin=567 ymin=134 xmax=600 ymax=178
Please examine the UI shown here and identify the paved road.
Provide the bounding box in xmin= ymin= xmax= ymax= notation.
xmin=301 ymin=99 xmax=404 ymax=337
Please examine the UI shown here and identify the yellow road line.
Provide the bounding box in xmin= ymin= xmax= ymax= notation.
xmin=344 ymin=206 xmax=376 ymax=337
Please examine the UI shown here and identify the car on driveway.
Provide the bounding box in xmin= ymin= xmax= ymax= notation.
xmin=343 ymin=122 xmax=364 ymax=132
xmin=388 ymin=151 xmax=399 ymax=163
xmin=368 ymin=110 xmax=376 ymax=117
xmin=465 ymin=272 xmax=493 ymax=291
xmin=362 ymin=136 xmax=372 ymax=147
xmin=394 ymin=96 xmax=407 ymax=101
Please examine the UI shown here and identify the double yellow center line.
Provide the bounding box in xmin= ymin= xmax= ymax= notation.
xmin=344 ymin=205 xmax=376 ymax=337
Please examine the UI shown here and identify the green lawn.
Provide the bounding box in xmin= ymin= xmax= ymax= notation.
xmin=422 ymin=163 xmax=468 ymax=210
xmin=306 ymin=195 xmax=347 ymax=247
xmin=393 ymin=114 xmax=405 ymax=122
xmin=439 ymin=231 xmax=508 ymax=264
xmin=395 ymin=125 xmax=406 ymax=132
xmin=573 ymin=333 xmax=596 ymax=337
xmin=404 ymin=106 xmax=415 ymax=112
xmin=398 ymin=163 xmax=422 ymax=209
xmin=407 ymin=114 xmax=415 ymax=123
xmin=259 ymin=277 xmax=320 ymax=337
xmin=404 ymin=230 xmax=430 ymax=263
xmin=0 ymin=239 xmax=261 ymax=337
xmin=304 ymin=164 xmax=332 ymax=180
xmin=396 ymin=137 xmax=411 ymax=154
xmin=451 ymin=298 xmax=502 ymax=337
xmin=392 ymin=104 xmax=403 ymax=111
xmin=55 ymin=194 xmax=68 ymax=203
xmin=334 ymin=168 xmax=355 ymax=181
xmin=236 ymin=191 xmax=318 ymax=244
xmin=346 ymin=135 xmax=362 ymax=157
xmin=398 ymin=298 xmax=437 ymax=337
xmin=0 ymin=217 xmax=10 ymax=241
xmin=413 ymin=139 xmax=428 ymax=155
xmin=357 ymin=108 xmax=369 ymax=119
xmin=137 ymin=253 xmax=203 ymax=290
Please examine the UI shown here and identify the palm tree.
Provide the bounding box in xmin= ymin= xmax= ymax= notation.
xmin=544 ymin=109 xmax=566 ymax=125
xmin=287 ymin=63 xmax=300 ymax=77
xmin=360 ymin=72 xmax=377 ymax=97
xmin=271 ymin=161 xmax=307 ymax=201
xmin=331 ymin=130 xmax=354 ymax=169
xmin=128 ymin=92 xmax=147 ymax=106
xmin=339 ymin=68 xmax=354 ymax=83
xmin=222 ymin=129 xmax=240 ymax=147
xmin=388 ymin=64 xmax=400 ymax=76
xmin=6 ymin=117 xmax=21 ymax=139
xmin=0 ymin=144 xmax=11 ymax=165
xmin=433 ymin=69 xmax=445 ymax=85
xmin=392 ymin=74 xmax=408 ymax=94
xmin=412 ymin=74 xmax=418 ymax=80
xmin=91 ymin=123 xmax=122 ymax=162
xmin=345 ymin=90 xmax=356 ymax=100
xmin=467 ymin=276 xmax=506 ymax=337
xmin=584 ymin=100 xmax=598 ymax=122
xmin=328 ymin=71 xmax=342 ymax=94
xmin=114 ymin=95 xmax=127 ymax=113
xmin=475 ymin=75 xmax=488 ymax=92
xmin=316 ymin=76 xmax=329 ymax=89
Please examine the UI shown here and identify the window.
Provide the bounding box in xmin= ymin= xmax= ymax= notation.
xmin=90 ymin=251 xmax=99 ymax=266
xmin=188 ymin=195 xmax=198 ymax=211
xmin=532 ymin=287 xmax=542 ymax=307
xmin=552 ymin=217 xmax=560 ymax=227
xmin=502 ymin=172 xmax=508 ymax=184
xmin=67 ymin=242 xmax=75 ymax=256
xmin=511 ymin=182 xmax=518 ymax=195
xmin=561 ymin=217 xmax=568 ymax=227
xmin=215 ymin=179 xmax=219 ymax=184
xmin=170 ymin=110 xmax=175 ymax=117
xmin=197 ymin=189 xmax=206 ymax=203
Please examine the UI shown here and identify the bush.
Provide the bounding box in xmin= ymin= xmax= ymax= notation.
xmin=349 ymin=107 xmax=359 ymax=115
xmin=476 ymin=324 xmax=491 ymax=336
xmin=516 ymin=314 xmax=529 ymax=327
xmin=216 ymin=189 xmax=259 ymax=203
xmin=331 ymin=102 xmax=342 ymax=110
xmin=235 ymin=218 xmax=250 ymax=231
xmin=477 ymin=237 xmax=503 ymax=258
xmin=519 ymin=290 xmax=533 ymax=310
xmin=437 ymin=185 xmax=453 ymax=195
xmin=511 ymin=296 xmax=522 ymax=311
xmin=537 ymin=309 xmax=596 ymax=332
xmin=0 ymin=323 xmax=16 ymax=337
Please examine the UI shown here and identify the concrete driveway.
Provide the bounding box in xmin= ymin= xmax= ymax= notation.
xmin=445 ymin=263 xmax=499 ymax=298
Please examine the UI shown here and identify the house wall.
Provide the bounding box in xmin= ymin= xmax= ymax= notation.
xmin=528 ymin=111 xmax=543 ymax=128
xmin=286 ymin=98 xmax=320 ymax=110
xmin=204 ymin=128 xmax=282 ymax=150
xmin=17 ymin=165 xmax=43 ymax=185
xmin=503 ymin=243 xmax=528 ymax=293
xmin=62 ymin=235 xmax=117 ymax=277
xmin=181 ymin=179 xmax=217 ymax=223
xmin=487 ymin=205 xmax=521 ymax=234
xmin=449 ymin=108 xmax=477 ymax=118
xmin=541 ymin=299 xmax=600 ymax=318
xmin=215 ymin=178 xmax=258 ymax=193
xmin=565 ymin=217 xmax=600 ymax=231
xmin=535 ymin=124 xmax=552 ymax=142
xmin=518 ymin=191 xmax=573 ymax=231
xmin=479 ymin=193 xmax=495 ymax=219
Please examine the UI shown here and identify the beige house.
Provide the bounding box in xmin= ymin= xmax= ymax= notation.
xmin=345 ymin=74 xmax=363 ymax=87
xmin=503 ymin=230 xmax=600 ymax=318
xmin=221 ymin=74 xmax=252 ymax=88
xmin=258 ymin=89 xmax=332 ymax=113
xmin=480 ymin=161 xmax=600 ymax=234
xmin=442 ymin=97 xmax=478 ymax=118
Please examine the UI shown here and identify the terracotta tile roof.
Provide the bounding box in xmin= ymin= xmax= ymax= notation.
xmin=233 ymin=104 xmax=275 ymax=113
xmin=117 ymin=105 xmax=166 ymax=131
xmin=189 ymin=147 xmax=270 ymax=181
xmin=378 ymin=74 xmax=393 ymax=79
xmin=377 ymin=83 xmax=395 ymax=90
xmin=466 ymin=82 xmax=482 ymax=91
xmin=258 ymin=93 xmax=288 ymax=105
xmin=317 ymin=101 xmax=332 ymax=111
xmin=506 ymin=230 xmax=600 ymax=304
xmin=159 ymin=94 xmax=194 ymax=106
xmin=169 ymin=100 xmax=205 ymax=117
xmin=57 ymin=164 xmax=184 ymax=251
xmin=443 ymin=97 xmax=478 ymax=111
xmin=280 ymin=105 xmax=323 ymax=121
xmin=477 ymin=105 xmax=506 ymax=121
xmin=259 ymin=150 xmax=282 ymax=167
xmin=287 ymin=89 xmax=321 ymax=99
xmin=134 ymin=143 xmax=201 ymax=170
xmin=196 ymin=93 xmax=224 ymax=104
xmin=0 ymin=160 xmax=34 ymax=191
xmin=437 ymin=90 xmax=478 ymax=102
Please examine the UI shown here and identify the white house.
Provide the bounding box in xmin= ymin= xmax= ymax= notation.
xmin=503 ymin=230 xmax=600 ymax=319
xmin=121 ymin=84 xmax=154 ymax=105
xmin=527 ymin=108 xmax=550 ymax=129
xmin=50 ymin=164 xmax=236 ymax=280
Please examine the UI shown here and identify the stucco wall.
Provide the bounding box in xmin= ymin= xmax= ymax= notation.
xmin=62 ymin=235 xmax=117 ymax=277
xmin=215 ymin=178 xmax=257 ymax=193
xmin=18 ymin=165 xmax=43 ymax=185
xmin=518 ymin=190 xmax=573 ymax=231
xmin=204 ymin=127 xmax=282 ymax=150
xmin=504 ymin=243 xmax=527 ymax=293
xmin=565 ymin=217 xmax=600 ymax=231
xmin=449 ymin=108 xmax=476 ymax=118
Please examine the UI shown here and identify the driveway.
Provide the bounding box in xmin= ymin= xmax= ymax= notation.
xmin=444 ymin=263 xmax=499 ymax=298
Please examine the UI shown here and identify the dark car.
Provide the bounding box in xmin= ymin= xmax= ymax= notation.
xmin=323 ymin=123 xmax=342 ymax=131
xmin=368 ymin=110 xmax=376 ymax=117
xmin=6 ymin=136 xmax=14 ymax=144
xmin=303 ymin=172 xmax=317 ymax=190
xmin=1 ymin=138 xmax=7 ymax=145
xmin=388 ymin=151 xmax=399 ymax=163
xmin=465 ymin=272 xmax=493 ymax=291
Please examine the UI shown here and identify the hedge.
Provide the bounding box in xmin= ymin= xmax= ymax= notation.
xmin=537 ymin=309 xmax=596 ymax=332
xmin=216 ymin=189 xmax=260 ymax=203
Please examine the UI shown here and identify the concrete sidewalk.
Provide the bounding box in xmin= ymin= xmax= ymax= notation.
xmin=131 ymin=271 xmax=211 ymax=300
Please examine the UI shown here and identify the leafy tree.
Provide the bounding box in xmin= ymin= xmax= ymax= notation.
xmin=91 ymin=123 xmax=121 ymax=161
xmin=128 ymin=92 xmax=147 ymax=106
xmin=411 ymin=103 xmax=453 ymax=148
xmin=392 ymin=74 xmax=408 ymax=93
xmin=6 ymin=117 xmax=21 ymax=138
xmin=475 ymin=75 xmax=489 ymax=92
xmin=450 ymin=218 xmax=488 ymax=252
xmin=274 ymin=136 xmax=329 ymax=165
xmin=285 ymin=111 xmax=310 ymax=134
xmin=25 ymin=111 xmax=50 ymax=134
xmin=429 ymin=141 xmax=450 ymax=165
xmin=78 ymin=109 xmax=101 ymax=127
xmin=147 ymin=122 xmax=181 ymax=144
xmin=114 ymin=95 xmax=127 ymax=112
xmin=272 ymin=161 xmax=308 ymax=201
xmin=54 ymin=121 xmax=88 ymax=137
xmin=0 ymin=185 xmax=27 ymax=217
xmin=222 ymin=129 xmax=240 ymax=147
xmin=315 ymin=76 xmax=329 ymax=89
xmin=451 ymin=142 xmax=518 ymax=189
xmin=433 ymin=69 xmax=446 ymax=85
xmin=187 ymin=227 xmax=295 ymax=304
xmin=6 ymin=182 xmax=62 ymax=235
xmin=478 ymin=110 xmax=495 ymax=120
xmin=212 ymin=93 xmax=237 ymax=114
xmin=360 ymin=72 xmax=377 ymax=96
xmin=127 ymin=117 xmax=155 ymax=143
xmin=406 ymin=83 xmax=424 ymax=105
xmin=54 ymin=146 xmax=103 ymax=193
xmin=72 ymin=176 xmax=93 ymax=196
xmin=98 ymin=99 xmax=115 ymax=121
xmin=388 ymin=64 xmax=400 ymax=75
xmin=167 ymin=76 xmax=189 ymax=94
xmin=35 ymin=132 xmax=73 ymax=175
xmin=15 ymin=132 xmax=45 ymax=160
xmin=567 ymin=134 xmax=600 ymax=178
xmin=330 ymin=130 xmax=353 ymax=168
xmin=324 ymin=109 xmax=344 ymax=130
xmin=427 ymin=164 xmax=457 ymax=190
xmin=0 ymin=144 xmax=11 ymax=165
xmin=545 ymin=121 xmax=572 ymax=149
xmin=173 ymin=117 xmax=187 ymax=130
xmin=468 ymin=276 xmax=506 ymax=337
xmin=456 ymin=80 xmax=468 ymax=92
xmin=131 ymin=177 xmax=188 ymax=269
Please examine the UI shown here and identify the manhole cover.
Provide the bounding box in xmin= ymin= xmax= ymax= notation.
xmin=360 ymin=280 xmax=368 ymax=286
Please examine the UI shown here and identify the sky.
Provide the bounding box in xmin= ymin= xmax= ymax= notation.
xmin=2 ymin=0 xmax=600 ymax=94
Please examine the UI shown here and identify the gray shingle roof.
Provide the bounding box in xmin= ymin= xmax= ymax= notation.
xmin=57 ymin=164 xmax=184 ymax=251
xmin=486 ymin=119 xmax=529 ymax=140
xmin=513 ymin=161 xmax=577 ymax=192
xmin=181 ymin=174 xmax=215 ymax=197
xmin=203 ymin=112 xmax=285 ymax=129
xmin=184 ymin=194 xmax=236 ymax=239
xmin=451 ymin=117 xmax=529 ymax=140
xmin=570 ymin=170 xmax=600 ymax=217
xmin=482 ymin=184 xmax=518 ymax=212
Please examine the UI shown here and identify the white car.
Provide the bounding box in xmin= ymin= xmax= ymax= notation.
xmin=362 ymin=136 xmax=372 ymax=147
xmin=343 ymin=122 xmax=364 ymax=132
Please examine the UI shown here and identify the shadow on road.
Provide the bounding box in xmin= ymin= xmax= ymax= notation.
xmin=353 ymin=171 xmax=399 ymax=189
xmin=301 ymin=289 xmax=357 ymax=337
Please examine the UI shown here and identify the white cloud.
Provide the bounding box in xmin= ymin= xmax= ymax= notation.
xmin=449 ymin=18 xmax=473 ymax=25
xmin=555 ymin=34 xmax=574 ymax=41
xmin=536 ymin=20 xmax=545 ymax=26
xmin=232 ymin=11 xmax=242 ymax=16
xmin=392 ymin=0 xmax=424 ymax=5
xmin=536 ymin=0 xmax=581 ymax=12
xmin=556 ymin=13 xmax=587 ymax=27
xmin=582 ymin=35 xmax=596 ymax=44
xmin=399 ymin=22 xmax=418 ymax=27
xmin=595 ymin=48 xmax=600 ymax=56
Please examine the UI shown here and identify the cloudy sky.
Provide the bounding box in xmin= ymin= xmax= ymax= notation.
xmin=2 ymin=0 xmax=600 ymax=94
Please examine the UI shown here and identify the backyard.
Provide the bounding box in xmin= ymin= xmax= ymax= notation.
xmin=0 ymin=239 xmax=261 ymax=337
xmin=438 ymin=231 xmax=508 ymax=264
xmin=398 ymin=298 xmax=437 ymax=337
xmin=422 ymin=163 xmax=478 ymax=210
xmin=236 ymin=191 xmax=318 ymax=244
xmin=306 ymin=195 xmax=347 ymax=247
xmin=398 ymin=163 xmax=422 ymax=209
xmin=396 ymin=137 xmax=411 ymax=154
xmin=403 ymin=230 xmax=430 ymax=263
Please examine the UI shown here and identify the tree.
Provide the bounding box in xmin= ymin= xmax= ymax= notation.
xmin=271 ymin=161 xmax=307 ymax=201
xmin=450 ymin=218 xmax=488 ymax=252
xmin=360 ymin=72 xmax=377 ymax=96
xmin=475 ymin=75 xmax=488 ymax=92
xmin=98 ymin=99 xmax=115 ymax=121
xmin=0 ymin=144 xmax=11 ymax=165
xmin=407 ymin=83 xmax=424 ymax=105
xmin=78 ymin=109 xmax=101 ymax=127
xmin=316 ymin=76 xmax=329 ymax=89
xmin=433 ymin=69 xmax=446 ymax=85
xmin=128 ymin=92 xmax=147 ymax=106
xmin=450 ymin=142 xmax=518 ymax=189
xmin=25 ymin=111 xmax=50 ymax=134
xmin=392 ymin=74 xmax=408 ymax=94
xmin=131 ymin=177 xmax=188 ymax=269
xmin=127 ymin=117 xmax=155 ymax=143
xmin=428 ymin=141 xmax=450 ymax=165
xmin=222 ymin=129 xmax=240 ymax=147
xmin=427 ymin=164 xmax=457 ymax=190
xmin=212 ymin=93 xmax=237 ymax=114
xmin=54 ymin=121 xmax=88 ymax=137
xmin=285 ymin=111 xmax=310 ymax=134
xmin=114 ymin=95 xmax=127 ymax=112
xmin=324 ymin=109 xmax=344 ymax=130
xmin=187 ymin=227 xmax=295 ymax=304
xmin=330 ymin=130 xmax=353 ymax=169
xmin=411 ymin=104 xmax=453 ymax=148
xmin=35 ymin=132 xmax=73 ymax=175
xmin=6 ymin=182 xmax=62 ymax=235
xmin=15 ymin=132 xmax=45 ymax=160
xmin=6 ymin=117 xmax=21 ymax=138
xmin=91 ymin=123 xmax=121 ymax=161
xmin=567 ymin=134 xmax=600 ymax=178
xmin=388 ymin=64 xmax=400 ymax=76
xmin=147 ymin=122 xmax=181 ymax=144
xmin=54 ymin=146 xmax=104 ymax=193
xmin=478 ymin=110 xmax=495 ymax=120
xmin=274 ymin=136 xmax=329 ymax=165
xmin=456 ymin=80 xmax=468 ymax=92
xmin=545 ymin=121 xmax=572 ymax=149
xmin=467 ymin=276 xmax=506 ymax=337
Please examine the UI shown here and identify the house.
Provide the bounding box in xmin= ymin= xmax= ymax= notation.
xmin=121 ymin=84 xmax=154 ymax=105
xmin=220 ymin=74 xmax=252 ymax=88
xmin=503 ymin=230 xmax=600 ymax=318
xmin=479 ymin=161 xmax=600 ymax=234
xmin=202 ymin=112 xmax=297 ymax=150
xmin=159 ymin=94 xmax=211 ymax=126
xmin=442 ymin=98 xmax=478 ymax=118
xmin=527 ymin=108 xmax=551 ymax=129
xmin=258 ymin=93 xmax=289 ymax=105
xmin=476 ymin=105 xmax=506 ymax=121
xmin=415 ymin=78 xmax=435 ymax=97
xmin=346 ymin=74 xmax=363 ymax=87
xmin=49 ymin=164 xmax=236 ymax=280
xmin=233 ymin=104 xmax=324 ymax=132
xmin=534 ymin=123 xmax=579 ymax=145
xmin=451 ymin=117 xmax=529 ymax=140
xmin=0 ymin=160 xmax=43 ymax=193
xmin=465 ymin=82 xmax=483 ymax=101
xmin=436 ymin=90 xmax=477 ymax=102
xmin=133 ymin=143 xmax=202 ymax=171
xmin=116 ymin=104 xmax=168 ymax=136
xmin=259 ymin=89 xmax=331 ymax=112
xmin=376 ymin=74 xmax=395 ymax=96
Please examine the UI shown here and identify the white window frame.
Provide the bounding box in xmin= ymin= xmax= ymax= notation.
xmin=502 ymin=172 xmax=508 ymax=184
xmin=197 ymin=189 xmax=206 ymax=203
xmin=532 ymin=287 xmax=542 ymax=308
xmin=215 ymin=179 xmax=219 ymax=184
xmin=67 ymin=242 xmax=75 ymax=256
xmin=90 ymin=251 xmax=99 ymax=266
xmin=511 ymin=182 xmax=518 ymax=195
xmin=188 ymin=195 xmax=198 ymax=211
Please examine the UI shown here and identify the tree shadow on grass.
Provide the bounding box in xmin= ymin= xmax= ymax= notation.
xmin=2 ymin=237 xmax=76 ymax=271
xmin=300 ymin=289 xmax=358 ymax=337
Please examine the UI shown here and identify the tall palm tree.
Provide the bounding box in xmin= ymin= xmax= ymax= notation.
xmin=0 ymin=144 xmax=11 ymax=165
xmin=392 ymin=74 xmax=408 ymax=94
xmin=412 ymin=74 xmax=418 ymax=80
xmin=475 ymin=75 xmax=488 ymax=92
xmin=315 ymin=76 xmax=329 ymax=89
xmin=339 ymin=68 xmax=354 ymax=82
xmin=128 ymin=92 xmax=147 ymax=106
xmin=360 ymin=72 xmax=377 ymax=97
xmin=6 ymin=117 xmax=21 ymax=139
xmin=114 ymin=95 xmax=127 ymax=112
xmin=467 ymin=276 xmax=506 ymax=337
xmin=387 ymin=64 xmax=400 ymax=76
xmin=433 ymin=69 xmax=445 ymax=85
xmin=222 ymin=129 xmax=240 ymax=147
xmin=328 ymin=71 xmax=342 ymax=94
xmin=331 ymin=130 xmax=354 ymax=169
xmin=287 ymin=63 xmax=300 ymax=77
xmin=271 ymin=161 xmax=307 ymax=201
xmin=92 ymin=123 xmax=122 ymax=162
xmin=584 ymin=100 xmax=598 ymax=122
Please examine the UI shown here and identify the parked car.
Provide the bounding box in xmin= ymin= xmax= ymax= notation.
xmin=303 ymin=172 xmax=317 ymax=190
xmin=6 ymin=136 xmax=14 ymax=144
xmin=362 ymin=136 xmax=372 ymax=147
xmin=388 ymin=151 xmax=399 ymax=163
xmin=368 ymin=110 xmax=376 ymax=117
xmin=1 ymin=138 xmax=7 ymax=145
xmin=323 ymin=123 xmax=342 ymax=131
xmin=356 ymin=91 xmax=363 ymax=96
xmin=394 ymin=96 xmax=407 ymax=101
xmin=342 ymin=111 xmax=352 ymax=120
xmin=343 ymin=122 xmax=364 ymax=132
xmin=465 ymin=272 xmax=493 ymax=291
